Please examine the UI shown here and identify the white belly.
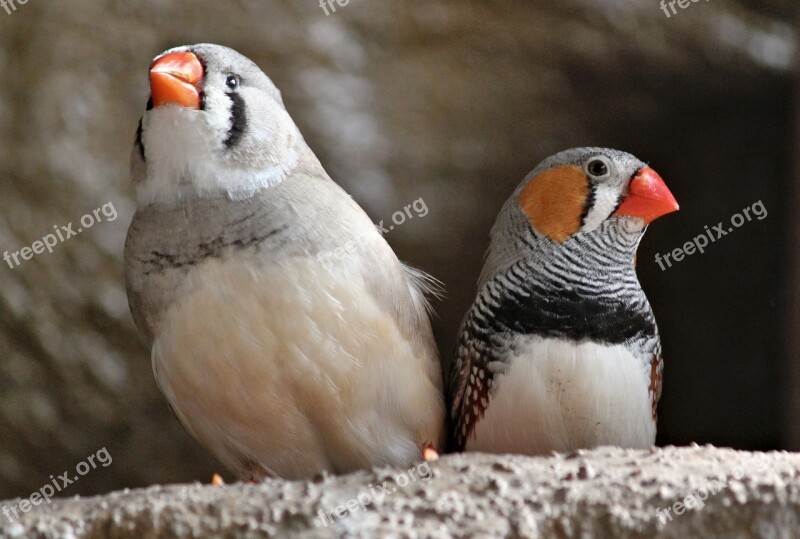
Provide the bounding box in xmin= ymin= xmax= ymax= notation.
xmin=466 ymin=335 xmax=655 ymax=455
xmin=151 ymin=256 xmax=443 ymax=479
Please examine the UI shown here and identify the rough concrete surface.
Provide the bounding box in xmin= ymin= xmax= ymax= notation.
xmin=1 ymin=445 xmax=798 ymax=538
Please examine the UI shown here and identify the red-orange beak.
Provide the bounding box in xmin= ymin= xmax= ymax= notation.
xmin=614 ymin=167 xmax=679 ymax=225
xmin=149 ymin=52 xmax=203 ymax=110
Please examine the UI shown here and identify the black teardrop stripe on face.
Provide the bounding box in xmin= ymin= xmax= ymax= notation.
xmin=136 ymin=95 xmax=153 ymax=161
xmin=135 ymin=118 xmax=145 ymax=161
xmin=224 ymin=92 xmax=247 ymax=148
xmin=578 ymin=184 xmax=597 ymax=228
xmin=135 ymin=97 xmax=154 ymax=161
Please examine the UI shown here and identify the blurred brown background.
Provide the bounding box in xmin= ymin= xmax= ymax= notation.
xmin=0 ymin=0 xmax=796 ymax=499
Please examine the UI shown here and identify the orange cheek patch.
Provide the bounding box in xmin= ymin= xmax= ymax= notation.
xmin=518 ymin=164 xmax=589 ymax=243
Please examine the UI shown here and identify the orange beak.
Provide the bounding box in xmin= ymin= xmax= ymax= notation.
xmin=149 ymin=52 xmax=204 ymax=109
xmin=614 ymin=167 xmax=679 ymax=225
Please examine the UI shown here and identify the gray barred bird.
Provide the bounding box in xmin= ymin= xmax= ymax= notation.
xmin=447 ymin=148 xmax=678 ymax=454
xmin=124 ymin=44 xmax=444 ymax=480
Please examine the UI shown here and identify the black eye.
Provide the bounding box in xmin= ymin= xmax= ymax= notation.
xmin=225 ymin=75 xmax=240 ymax=91
xmin=587 ymin=159 xmax=609 ymax=177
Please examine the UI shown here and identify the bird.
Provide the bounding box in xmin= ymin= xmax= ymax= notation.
xmin=124 ymin=44 xmax=445 ymax=480
xmin=447 ymin=147 xmax=678 ymax=455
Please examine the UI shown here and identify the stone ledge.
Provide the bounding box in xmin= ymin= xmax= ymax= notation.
xmin=1 ymin=446 xmax=799 ymax=538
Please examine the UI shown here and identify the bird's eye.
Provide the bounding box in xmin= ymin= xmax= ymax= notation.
xmin=587 ymin=159 xmax=609 ymax=177
xmin=225 ymin=75 xmax=240 ymax=91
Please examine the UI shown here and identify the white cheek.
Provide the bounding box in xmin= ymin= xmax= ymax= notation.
xmin=202 ymin=88 xmax=236 ymax=143
xmin=582 ymin=185 xmax=621 ymax=231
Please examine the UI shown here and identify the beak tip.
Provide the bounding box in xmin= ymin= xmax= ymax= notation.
xmin=615 ymin=166 xmax=679 ymax=224
xmin=148 ymin=51 xmax=203 ymax=110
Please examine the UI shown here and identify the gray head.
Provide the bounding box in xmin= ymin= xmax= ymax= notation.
xmin=133 ymin=44 xmax=301 ymax=207
xmin=480 ymin=147 xmax=678 ymax=285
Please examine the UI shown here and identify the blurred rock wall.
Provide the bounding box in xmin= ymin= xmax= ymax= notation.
xmin=0 ymin=0 xmax=796 ymax=498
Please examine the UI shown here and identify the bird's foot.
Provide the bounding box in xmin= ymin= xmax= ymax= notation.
xmin=422 ymin=444 xmax=439 ymax=462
